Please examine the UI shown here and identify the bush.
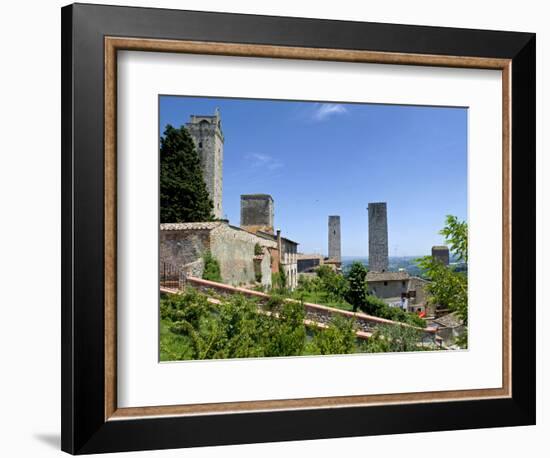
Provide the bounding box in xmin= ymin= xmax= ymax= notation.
xmin=356 ymin=294 xmax=426 ymax=328
xmin=278 ymin=263 xmax=287 ymax=289
xmin=254 ymin=243 xmax=263 ymax=256
xmin=272 ymin=266 xmax=287 ymax=291
xmin=202 ymin=250 xmax=221 ymax=282
xmin=310 ymin=316 xmax=357 ymax=355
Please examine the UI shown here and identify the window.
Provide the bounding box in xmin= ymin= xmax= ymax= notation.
xmin=402 ymin=281 xmax=406 ymax=287
xmin=384 ymin=281 xmax=388 ymax=286
xmin=198 ymin=141 xmax=203 ymax=148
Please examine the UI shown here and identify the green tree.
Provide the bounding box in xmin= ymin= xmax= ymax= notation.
xmin=315 ymin=265 xmax=348 ymax=302
xmin=261 ymin=300 xmax=307 ymax=357
xmin=417 ymin=215 xmax=468 ymax=326
xmin=440 ymin=215 xmax=468 ymax=262
xmin=362 ymin=324 xmax=422 ymax=353
xmin=160 ymin=124 xmax=214 ymax=223
xmin=311 ymin=316 xmax=357 ymax=355
xmin=202 ymin=251 xmax=221 ymax=282
xmin=344 ymin=261 xmax=369 ymax=312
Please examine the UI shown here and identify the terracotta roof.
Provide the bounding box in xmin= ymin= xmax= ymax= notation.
xmin=160 ymin=222 xmax=223 ymax=231
xmin=366 ymin=271 xmax=410 ymax=281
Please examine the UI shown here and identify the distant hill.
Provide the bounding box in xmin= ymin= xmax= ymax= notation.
xmin=340 ymin=255 xmax=466 ymax=277
xmin=341 ymin=256 xmax=423 ymax=277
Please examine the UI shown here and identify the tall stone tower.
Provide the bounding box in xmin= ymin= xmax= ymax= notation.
xmin=240 ymin=194 xmax=274 ymax=234
xmin=368 ymin=202 xmax=389 ymax=272
xmin=185 ymin=109 xmax=224 ymax=219
xmin=432 ymin=245 xmax=450 ymax=266
xmin=328 ymin=215 xmax=341 ymax=261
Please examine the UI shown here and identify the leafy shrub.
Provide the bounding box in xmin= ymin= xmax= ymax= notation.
xmin=363 ymin=324 xmax=422 ymax=353
xmin=310 ymin=316 xmax=357 ymax=355
xmin=202 ymin=250 xmax=221 ymax=282
xmin=254 ymin=243 xmax=263 ymax=256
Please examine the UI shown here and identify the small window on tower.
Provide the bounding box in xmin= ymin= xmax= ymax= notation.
xmin=198 ymin=142 xmax=203 ymax=148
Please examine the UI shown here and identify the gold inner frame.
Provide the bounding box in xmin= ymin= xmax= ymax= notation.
xmin=104 ymin=37 xmax=512 ymax=421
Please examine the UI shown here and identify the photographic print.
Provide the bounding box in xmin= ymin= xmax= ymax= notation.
xmin=159 ymin=96 xmax=468 ymax=361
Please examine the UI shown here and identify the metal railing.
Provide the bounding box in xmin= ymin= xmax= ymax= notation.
xmin=160 ymin=262 xmax=180 ymax=290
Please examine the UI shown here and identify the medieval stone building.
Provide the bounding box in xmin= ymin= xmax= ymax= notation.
xmin=185 ymin=110 xmax=224 ymax=219
xmin=240 ymin=194 xmax=298 ymax=290
xmin=328 ymin=215 xmax=341 ymax=262
xmin=432 ymin=245 xmax=450 ymax=266
xmin=160 ymin=221 xmax=276 ymax=288
xmin=368 ymin=202 xmax=389 ymax=272
xmin=367 ymin=271 xmax=429 ymax=314
xmin=160 ymin=112 xmax=300 ymax=291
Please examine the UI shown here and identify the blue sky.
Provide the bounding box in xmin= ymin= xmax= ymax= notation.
xmin=159 ymin=96 xmax=467 ymax=257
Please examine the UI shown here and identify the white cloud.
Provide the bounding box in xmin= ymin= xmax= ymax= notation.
xmin=311 ymin=103 xmax=348 ymax=121
xmin=247 ymin=153 xmax=283 ymax=170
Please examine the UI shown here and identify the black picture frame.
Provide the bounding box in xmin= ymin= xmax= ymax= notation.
xmin=61 ymin=3 xmax=536 ymax=454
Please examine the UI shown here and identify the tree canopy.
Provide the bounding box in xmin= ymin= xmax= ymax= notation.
xmin=160 ymin=124 xmax=214 ymax=223
xmin=344 ymin=261 xmax=369 ymax=312
xmin=417 ymin=215 xmax=468 ymax=326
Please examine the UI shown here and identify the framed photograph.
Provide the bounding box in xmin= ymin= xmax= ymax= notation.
xmin=61 ymin=3 xmax=536 ymax=454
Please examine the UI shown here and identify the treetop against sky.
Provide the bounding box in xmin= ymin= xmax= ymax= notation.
xmin=160 ymin=96 xmax=467 ymax=257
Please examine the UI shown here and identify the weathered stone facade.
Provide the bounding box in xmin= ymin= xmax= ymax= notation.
xmin=280 ymin=236 xmax=298 ymax=290
xmin=160 ymin=222 xmax=276 ymax=288
xmin=186 ymin=111 xmax=224 ymax=219
xmin=240 ymin=194 xmax=274 ymax=234
xmin=253 ymin=229 xmax=299 ymax=290
xmin=432 ymin=245 xmax=450 ymax=266
xmin=367 ymin=271 xmax=430 ymax=312
xmin=367 ymin=271 xmax=409 ymax=299
xmin=210 ymin=223 xmax=275 ymax=287
xmin=368 ymin=202 xmax=389 ymax=272
xmin=328 ymin=215 xmax=341 ymax=262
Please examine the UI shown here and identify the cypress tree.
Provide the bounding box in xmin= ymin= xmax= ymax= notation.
xmin=160 ymin=124 xmax=214 ymax=223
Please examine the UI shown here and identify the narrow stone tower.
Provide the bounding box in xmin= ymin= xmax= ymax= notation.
xmin=432 ymin=245 xmax=450 ymax=266
xmin=185 ymin=109 xmax=224 ymax=219
xmin=328 ymin=215 xmax=341 ymax=261
xmin=368 ymin=202 xmax=389 ymax=272
xmin=240 ymin=194 xmax=274 ymax=234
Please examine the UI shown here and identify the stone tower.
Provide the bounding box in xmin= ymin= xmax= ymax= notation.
xmin=328 ymin=215 xmax=341 ymax=261
xmin=185 ymin=109 xmax=224 ymax=219
xmin=432 ymin=245 xmax=450 ymax=266
xmin=240 ymin=194 xmax=274 ymax=234
xmin=368 ymin=202 xmax=389 ymax=272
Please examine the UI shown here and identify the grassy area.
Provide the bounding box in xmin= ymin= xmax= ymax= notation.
xmin=290 ymin=290 xmax=354 ymax=312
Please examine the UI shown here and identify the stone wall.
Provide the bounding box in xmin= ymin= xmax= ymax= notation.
xmin=160 ymin=222 xmax=276 ymax=288
xmin=368 ymin=202 xmax=389 ymax=272
xmin=209 ymin=223 xmax=276 ymax=287
xmin=160 ymin=227 xmax=211 ymax=268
